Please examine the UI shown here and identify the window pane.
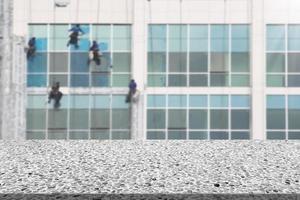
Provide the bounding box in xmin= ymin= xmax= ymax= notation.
xmin=189 ymin=95 xmax=207 ymax=107
xmin=288 ymin=25 xmax=300 ymax=51
xmin=288 ymin=53 xmax=300 ymax=73
xmin=267 ymin=109 xmax=286 ymax=129
xmin=70 ymin=38 xmax=90 ymax=51
xmin=148 ymin=25 xmax=166 ymax=52
xmin=26 ymin=131 xmax=45 ymax=140
xmin=211 ymin=53 xmax=229 ymax=72
xmin=267 ymin=53 xmax=285 ymax=72
xmin=112 ymin=95 xmax=128 ymax=109
xmin=168 ymin=110 xmax=187 ymax=129
xmin=210 ymin=95 xmax=228 ymax=107
xmin=210 ymin=131 xmax=228 ymax=140
xmin=231 ymin=110 xmax=250 ymax=129
xmin=49 ymin=74 xmax=68 ymax=87
xmin=48 ymin=131 xmax=67 ymax=140
xmin=168 ymin=74 xmax=187 ymax=87
xmin=231 ymin=74 xmax=250 ymax=87
xmin=231 ymin=53 xmax=249 ymax=72
xmin=111 ymin=131 xmax=130 ymax=140
xmin=71 ymin=52 xmax=89 ymax=73
xmin=168 ymin=95 xmax=187 ymax=107
xmin=26 ymin=109 xmax=46 ymax=130
xmin=288 ymin=132 xmax=300 ymax=140
xmin=69 ymin=131 xmax=89 ymax=140
xmin=267 ymin=131 xmax=285 ymax=140
xmin=189 ymin=74 xmax=208 ymax=87
xmin=113 ymin=25 xmax=131 ymax=51
xmin=113 ymin=53 xmax=131 ymax=72
xmin=147 ymin=131 xmax=166 ymax=140
xmin=148 ymin=74 xmax=166 ymax=87
xmin=168 ymin=130 xmax=187 ymax=140
xmin=112 ymin=109 xmax=130 ymax=129
xmin=91 ymin=73 xmax=110 ymax=87
xmin=288 ymin=109 xmax=300 ymax=129
xmin=29 ymin=25 xmax=47 ymax=38
xmin=210 ymin=110 xmax=228 ymax=129
xmin=190 ymin=25 xmax=208 ymax=52
xmin=27 ymin=75 xmax=46 ymax=87
xmin=169 ymin=53 xmax=187 ymax=72
xmin=91 ymin=95 xmax=110 ymax=109
xmin=147 ymin=95 xmax=166 ymax=107
xmin=231 ymin=95 xmax=250 ymax=108
xmin=189 ymin=131 xmax=207 ymax=140
xmin=189 ymin=110 xmax=207 ymax=129
xmin=91 ymin=131 xmax=110 ymax=140
xmin=190 ymin=53 xmax=208 ymax=72
xmin=49 ymin=53 xmax=69 ymax=73
xmin=48 ymin=109 xmax=68 ymax=130
xmin=91 ymin=109 xmax=110 ymax=129
xmin=288 ymin=75 xmax=300 ymax=87
xmin=267 ymin=95 xmax=285 ymax=109
xmin=112 ymin=74 xmax=130 ymax=87
xmin=231 ymin=131 xmax=250 ymax=140
xmin=27 ymin=95 xmax=47 ymax=109
xmin=71 ymin=74 xmax=89 ymax=87
xmin=49 ymin=25 xmax=69 ymax=51
xmin=148 ymin=53 xmax=166 ymax=72
xmin=70 ymin=109 xmax=89 ymax=129
xmin=267 ymin=25 xmax=285 ymax=51
xmin=267 ymin=75 xmax=285 ymax=87
xmin=169 ymin=25 xmax=187 ymax=52
xmin=147 ymin=110 xmax=166 ymax=129
xmin=27 ymin=53 xmax=47 ymax=73
xmin=211 ymin=25 xmax=229 ymax=52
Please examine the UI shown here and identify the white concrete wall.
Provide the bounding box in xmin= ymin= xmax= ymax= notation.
xmin=11 ymin=0 xmax=300 ymax=140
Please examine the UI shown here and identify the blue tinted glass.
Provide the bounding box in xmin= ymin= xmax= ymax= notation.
xmin=190 ymin=26 xmax=208 ymax=51
xmin=232 ymin=25 xmax=249 ymax=38
xmin=267 ymin=25 xmax=285 ymax=51
xmin=147 ymin=95 xmax=166 ymax=107
xmin=70 ymin=24 xmax=90 ymax=35
xmin=190 ymin=25 xmax=208 ymax=38
xmin=189 ymin=95 xmax=207 ymax=107
xmin=71 ymin=38 xmax=90 ymax=51
xmin=148 ymin=39 xmax=167 ymax=52
xmin=71 ymin=52 xmax=89 ymax=72
xmin=288 ymin=96 xmax=300 ymax=109
xmin=35 ymin=38 xmax=47 ymax=51
xmin=71 ymin=74 xmax=89 ymax=87
xmin=91 ymin=95 xmax=110 ymax=109
xmin=210 ymin=95 xmax=228 ymax=107
xmin=231 ymin=95 xmax=250 ymax=107
xmin=267 ymin=25 xmax=285 ymax=38
xmin=27 ymin=95 xmax=47 ymax=109
xmin=70 ymin=95 xmax=90 ymax=108
xmin=211 ymin=25 xmax=229 ymax=52
xmin=27 ymin=53 xmax=47 ymax=73
xmin=232 ymin=39 xmax=249 ymax=52
xmin=168 ymin=95 xmax=187 ymax=107
xmin=27 ymin=75 xmax=46 ymax=87
xmin=149 ymin=25 xmax=166 ymax=38
xmin=91 ymin=74 xmax=110 ymax=87
xmin=288 ymin=25 xmax=300 ymax=51
xmin=169 ymin=25 xmax=187 ymax=52
xmin=211 ymin=25 xmax=229 ymax=38
xmin=112 ymin=95 xmax=128 ymax=108
xmin=267 ymin=95 xmax=285 ymax=109
xmin=50 ymin=95 xmax=68 ymax=109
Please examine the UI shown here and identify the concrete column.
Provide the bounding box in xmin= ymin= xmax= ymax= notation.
xmin=251 ymin=0 xmax=265 ymax=140
xmin=131 ymin=0 xmax=147 ymax=140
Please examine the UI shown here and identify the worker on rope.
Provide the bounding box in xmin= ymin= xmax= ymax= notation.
xmin=27 ymin=37 xmax=36 ymax=60
xmin=67 ymin=24 xmax=84 ymax=49
xmin=88 ymin=40 xmax=102 ymax=66
xmin=48 ymin=82 xmax=63 ymax=109
xmin=126 ymin=79 xmax=137 ymax=103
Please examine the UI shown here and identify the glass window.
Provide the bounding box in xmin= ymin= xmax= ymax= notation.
xmin=231 ymin=25 xmax=249 ymax=53
xmin=48 ymin=131 xmax=67 ymax=140
xmin=267 ymin=131 xmax=285 ymax=140
xmin=148 ymin=25 xmax=166 ymax=52
xmin=69 ymin=131 xmax=89 ymax=140
xmin=288 ymin=109 xmax=300 ymax=129
xmin=48 ymin=109 xmax=68 ymax=130
xmin=288 ymin=75 xmax=300 ymax=87
xmin=71 ymin=52 xmax=89 ymax=73
xmin=189 ymin=95 xmax=207 ymax=107
xmin=112 ymin=95 xmax=128 ymax=109
xmin=267 ymin=25 xmax=285 ymax=51
xmin=231 ymin=131 xmax=250 ymax=140
xmin=49 ymin=53 xmax=69 ymax=73
xmin=147 ymin=131 xmax=166 ymax=140
xmin=112 ymin=109 xmax=130 ymax=129
xmin=288 ymin=25 xmax=300 ymax=51
xmin=27 ymin=53 xmax=47 ymax=73
xmin=112 ymin=74 xmax=130 ymax=87
xmin=288 ymin=132 xmax=300 ymax=140
xmin=113 ymin=53 xmax=131 ymax=72
xmin=190 ymin=25 xmax=208 ymax=52
xmin=168 ymin=110 xmax=187 ymax=129
xmin=210 ymin=95 xmax=228 ymax=107
xmin=210 ymin=73 xmax=229 ymax=86
xmin=231 ymin=53 xmax=249 ymax=72
xmin=169 ymin=25 xmax=187 ymax=52
xmin=231 ymin=110 xmax=250 ymax=129
xmin=267 ymin=109 xmax=286 ymax=129
xmin=148 ymin=53 xmax=166 ymax=72
xmin=189 ymin=110 xmax=207 ymax=129
xmin=267 ymin=95 xmax=285 ymax=109
xmin=210 ymin=131 xmax=228 ymax=140
xmin=267 ymin=75 xmax=285 ymax=87
xmin=113 ymin=25 xmax=131 ymax=51
xmin=111 ymin=131 xmax=130 ymax=140
xmin=26 ymin=131 xmax=46 ymax=140
xmin=231 ymin=95 xmax=250 ymax=108
xmin=211 ymin=53 xmax=229 ymax=72
xmin=267 ymin=53 xmax=285 ymax=72
xmin=168 ymin=74 xmax=187 ymax=87
xmin=169 ymin=52 xmax=187 ymax=72
xmin=29 ymin=25 xmax=47 ymax=38
xmin=49 ymin=74 xmax=68 ymax=87
xmin=190 ymin=53 xmax=208 ymax=72
xmin=211 ymin=25 xmax=229 ymax=52
xmin=168 ymin=95 xmax=187 ymax=108
xmin=71 ymin=74 xmax=89 ymax=87
xmin=26 ymin=109 xmax=46 ymax=130
xmin=91 ymin=109 xmax=110 ymax=129
xmin=231 ymin=74 xmax=250 ymax=87
xmin=91 ymin=131 xmax=110 ymax=140
xmin=189 ymin=131 xmax=207 ymax=140
xmin=27 ymin=95 xmax=47 ymax=109
xmin=189 ymin=74 xmax=208 ymax=87
xmin=210 ymin=110 xmax=228 ymax=129
xmin=288 ymin=53 xmax=300 ymax=73
xmin=168 ymin=130 xmax=187 ymax=140
xmin=69 ymin=95 xmax=89 ymax=129
xmin=288 ymin=96 xmax=300 ymax=109
xmin=147 ymin=95 xmax=166 ymax=107
xmin=27 ymin=75 xmax=46 ymax=87
xmin=148 ymin=74 xmax=166 ymax=87
xmin=49 ymin=24 xmax=69 ymax=51
xmin=91 ymin=73 xmax=110 ymax=87
xmin=147 ymin=110 xmax=166 ymax=129
xmin=91 ymin=95 xmax=110 ymax=109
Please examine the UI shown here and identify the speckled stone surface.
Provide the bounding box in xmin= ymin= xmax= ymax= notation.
xmin=0 ymin=141 xmax=299 ymax=196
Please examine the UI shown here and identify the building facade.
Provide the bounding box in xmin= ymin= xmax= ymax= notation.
xmin=7 ymin=0 xmax=300 ymax=140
